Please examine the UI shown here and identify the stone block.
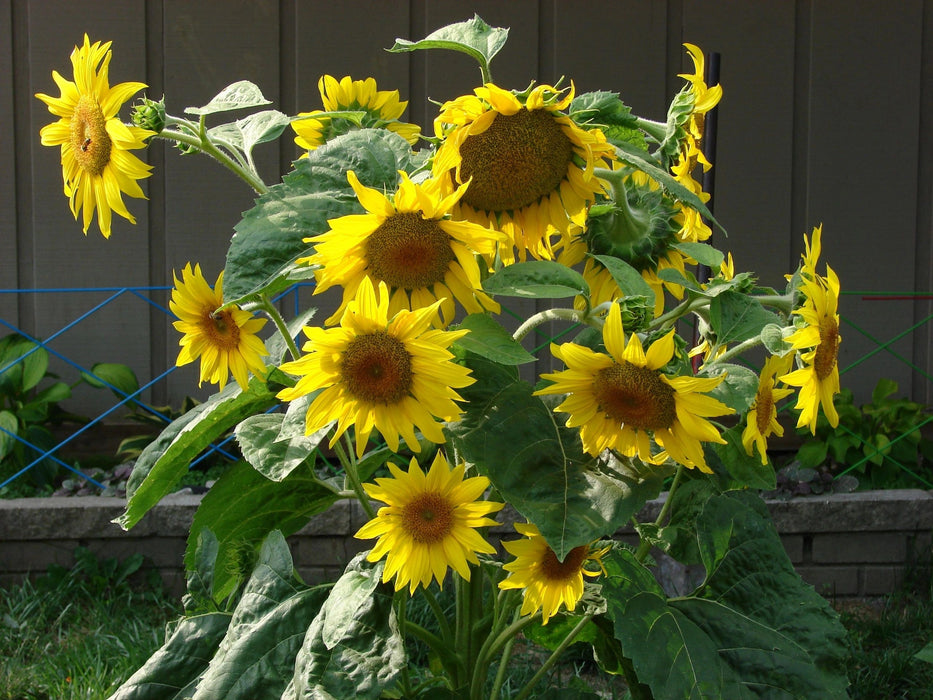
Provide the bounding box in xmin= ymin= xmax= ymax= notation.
xmin=781 ymin=535 xmax=805 ymax=563
xmin=795 ymin=566 xmax=860 ymax=596
xmin=0 ymin=539 xmax=79 ymax=572
xmin=812 ymin=532 xmax=907 ymax=564
xmin=766 ymin=489 xmax=933 ymax=534
xmin=862 ymin=566 xmax=906 ymax=596
xmin=294 ymin=535 xmax=347 ymax=568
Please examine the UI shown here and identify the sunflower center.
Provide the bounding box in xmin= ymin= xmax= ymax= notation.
xmin=593 ymin=361 xmax=677 ymax=431
xmin=401 ymin=492 xmax=454 ymax=543
xmin=340 ymin=331 xmax=413 ymax=405
xmin=815 ymin=316 xmax=840 ymax=381
xmin=540 ymin=545 xmax=588 ymax=582
xmin=456 ymin=108 xmax=574 ymax=213
xmin=755 ymin=385 xmax=774 ymax=435
xmin=203 ymin=309 xmax=241 ymax=350
xmin=366 ymin=212 xmax=456 ymax=290
xmin=70 ymin=95 xmax=111 ymax=176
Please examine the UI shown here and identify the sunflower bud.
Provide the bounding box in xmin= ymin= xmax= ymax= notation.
xmin=615 ymin=295 xmax=653 ymax=334
xmin=131 ymin=96 xmax=165 ymax=135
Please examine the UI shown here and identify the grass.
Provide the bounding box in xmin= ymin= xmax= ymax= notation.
xmin=0 ymin=548 xmax=179 ymax=700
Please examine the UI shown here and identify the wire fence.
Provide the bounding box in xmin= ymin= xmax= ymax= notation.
xmin=1 ymin=286 xmax=932 ymax=493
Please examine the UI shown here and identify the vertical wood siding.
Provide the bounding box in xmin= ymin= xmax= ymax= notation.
xmin=2 ymin=0 xmax=931 ymax=408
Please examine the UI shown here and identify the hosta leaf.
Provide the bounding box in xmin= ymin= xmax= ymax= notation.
xmin=185 ymin=80 xmax=272 ymax=116
xmin=81 ymin=362 xmax=139 ymax=397
xmin=483 ymin=261 xmax=589 ymax=299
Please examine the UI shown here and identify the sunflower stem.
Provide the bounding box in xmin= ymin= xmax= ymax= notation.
xmin=423 ymin=585 xmax=453 ymax=647
xmin=756 ymin=292 xmax=795 ymax=316
xmin=635 ymin=464 xmax=685 ymax=563
xmin=647 ymin=295 xmax=709 ymax=332
xmin=471 ymin=612 xmax=538 ymax=699
xmin=512 ymin=307 xmax=590 ymax=343
xmin=157 ymin=124 xmax=269 ymax=194
xmin=513 ymin=613 xmax=595 ymax=700
xmin=400 ymin=618 xmax=464 ymax=680
xmin=254 ymin=296 xmax=301 ymax=361
xmin=634 ymin=116 xmax=671 ymax=145
xmin=489 ymin=632 xmax=517 ymax=700
xmin=335 ymin=435 xmax=376 ymax=520
xmin=703 ymin=334 xmax=763 ymax=367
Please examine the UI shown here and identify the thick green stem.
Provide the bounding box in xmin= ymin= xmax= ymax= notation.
xmin=512 ymin=307 xmax=592 ymax=343
xmin=704 ymin=334 xmax=763 ymax=367
xmin=334 ymin=435 xmax=376 ymax=519
xmin=635 ymin=464 xmax=685 ymax=563
xmin=423 ymin=586 xmax=453 ymax=647
xmin=157 ymin=126 xmax=268 ymax=194
xmin=648 ymin=295 xmax=709 ymax=332
xmin=254 ymin=296 xmax=301 ymax=361
xmin=513 ymin=613 xmax=595 ymax=700
xmin=756 ymin=293 xmax=795 ymax=316
xmin=489 ymin=634 xmax=517 ymax=700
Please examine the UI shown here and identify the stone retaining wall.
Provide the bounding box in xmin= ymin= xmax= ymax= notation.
xmin=1 ymin=490 xmax=930 ymax=598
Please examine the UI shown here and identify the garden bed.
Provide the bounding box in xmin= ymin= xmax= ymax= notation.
xmin=1 ymin=489 xmax=929 ymax=598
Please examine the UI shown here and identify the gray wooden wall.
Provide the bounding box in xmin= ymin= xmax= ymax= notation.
xmin=2 ymin=0 xmax=932 ymax=414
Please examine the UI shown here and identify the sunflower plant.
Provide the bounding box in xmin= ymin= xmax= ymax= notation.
xmin=39 ymin=16 xmax=851 ymax=699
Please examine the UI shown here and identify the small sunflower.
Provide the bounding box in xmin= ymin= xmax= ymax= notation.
xmin=35 ymin=35 xmax=155 ymax=238
xmin=535 ymin=303 xmax=733 ymax=472
xmin=301 ymin=170 xmax=502 ymax=327
xmin=292 ymin=75 xmax=420 ymax=152
xmin=780 ymin=266 xmax=842 ymax=433
xmin=276 ymin=277 xmax=475 ymax=458
xmin=355 ymin=452 xmax=503 ymax=594
xmin=433 ymin=82 xmax=615 ymax=263
xmin=498 ymin=523 xmax=608 ymax=624
xmin=741 ymin=354 xmax=795 ymax=464
xmin=170 ymin=263 xmax=269 ymax=391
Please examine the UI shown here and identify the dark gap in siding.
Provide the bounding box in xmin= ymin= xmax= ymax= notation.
xmin=790 ymin=0 xmax=811 ymax=265
xmin=408 ymin=0 xmax=428 ymax=132
xmin=11 ymin=0 xmax=34 ymax=334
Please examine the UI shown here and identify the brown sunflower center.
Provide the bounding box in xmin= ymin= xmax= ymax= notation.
xmin=815 ymin=316 xmax=840 ymax=381
xmin=401 ymin=492 xmax=454 ymax=543
xmin=366 ymin=212 xmax=456 ymax=290
xmin=456 ymin=107 xmax=574 ymax=213
xmin=340 ymin=331 xmax=413 ymax=405
xmin=203 ymin=309 xmax=241 ymax=350
xmin=70 ymin=95 xmax=111 ymax=176
xmin=755 ymin=385 xmax=774 ymax=435
xmin=593 ymin=361 xmax=677 ymax=431
xmin=540 ymin=545 xmax=588 ymax=582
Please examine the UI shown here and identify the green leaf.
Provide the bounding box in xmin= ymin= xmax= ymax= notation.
xmin=761 ymin=324 xmax=792 ymax=355
xmin=223 ymin=129 xmax=412 ymax=306
xmin=184 ymin=460 xmax=339 ymax=601
xmin=0 ymin=334 xmax=48 ymax=394
xmin=117 ymin=376 xmax=277 ymax=531
xmin=184 ymin=528 xmax=222 ymax=613
xmin=107 ymin=612 xmax=232 ymax=700
xmin=447 ymin=354 xmax=666 ymax=558
xmin=81 ymin=362 xmax=139 ymax=397
xmin=914 ymin=641 xmax=933 ymax=664
xmin=482 ymin=261 xmax=589 ymax=299
xmin=208 ymin=109 xmax=291 ymax=156
xmin=452 ymin=313 xmax=536 ymax=365
xmin=190 ymin=532 xmax=331 ymax=700
xmin=871 ymin=377 xmax=899 ymax=404
xmin=292 ymin=555 xmax=405 ymax=699
xmin=388 ymin=14 xmax=508 ymax=79
xmin=589 ymin=254 xmax=656 ymax=308
xmin=708 ymin=290 xmax=781 ymax=346
xmin=33 ymin=381 xmax=71 ymax=405
xmin=712 ymin=425 xmax=777 ymax=490
xmin=796 ymin=439 xmax=829 ymax=468
xmin=570 ymin=91 xmax=644 ymax=150
xmin=235 ymin=398 xmax=330 ymax=482
xmin=185 ymin=80 xmax=272 ymax=116
xmin=702 ymin=363 xmax=759 ymax=414
xmin=0 ymin=410 xmax=19 ymax=461
xmin=673 ymin=242 xmax=725 ymax=268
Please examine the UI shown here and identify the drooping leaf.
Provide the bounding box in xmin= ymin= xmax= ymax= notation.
xmin=447 ymin=354 xmax=666 ymax=558
xmin=760 ymin=323 xmax=792 ymax=355
xmin=711 ymin=424 xmax=777 ymax=490
xmin=0 ymin=334 xmax=48 ymax=395
xmin=702 ymin=363 xmax=759 ymax=414
xmin=388 ymin=14 xmax=508 ymax=80
xmin=589 ymin=254 xmax=656 ymax=308
xmin=207 ymin=109 xmax=291 ymax=157
xmin=570 ymin=90 xmax=644 ymax=150
xmin=673 ymin=242 xmax=725 ymax=269
xmin=483 ymin=261 xmax=589 ymax=299
xmin=81 ymin=362 xmax=139 ymax=397
xmin=453 ymin=313 xmax=536 ymax=365
xmin=292 ymin=555 xmax=405 ymax=699
xmin=185 ymin=80 xmax=272 ymax=116
xmin=223 ymin=129 xmax=413 ymax=306
xmin=117 ymin=376 xmax=277 ymax=531
xmin=708 ymin=290 xmax=781 ymax=346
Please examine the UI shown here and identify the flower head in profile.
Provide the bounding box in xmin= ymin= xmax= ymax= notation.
xmin=292 ymin=75 xmax=420 ymax=151
xmin=355 ymin=452 xmax=503 ymax=594
xmin=535 ymin=303 xmax=733 ymax=472
xmin=433 ymin=82 xmax=615 ymax=263
xmin=276 ymin=277 xmax=474 ymax=457
xmin=35 ymin=35 xmax=155 ymax=238
xmin=498 ymin=523 xmax=608 ymax=624
xmin=170 ymin=263 xmax=269 ymax=391
xmin=301 ymin=170 xmax=501 ymax=327
xmin=742 ymin=354 xmax=795 ymax=464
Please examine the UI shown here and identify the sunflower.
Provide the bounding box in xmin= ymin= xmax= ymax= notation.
xmin=276 ymin=277 xmax=474 ymax=458
xmin=741 ymin=354 xmax=795 ymax=464
xmin=780 ymin=266 xmax=842 ymax=433
xmin=535 ymin=303 xmax=733 ymax=472
xmin=292 ymin=75 xmax=420 ymax=152
xmin=301 ymin=170 xmax=502 ymax=327
xmin=170 ymin=263 xmax=269 ymax=391
xmin=432 ymin=82 xmax=615 ymax=263
xmin=355 ymin=452 xmax=503 ymax=594
xmin=498 ymin=523 xmax=608 ymax=624
xmin=677 ymin=43 xmax=722 ymax=150
xmin=35 ymin=35 xmax=155 ymax=239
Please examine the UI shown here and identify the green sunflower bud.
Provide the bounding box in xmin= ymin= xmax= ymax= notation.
xmin=615 ymin=295 xmax=653 ymax=334
xmin=131 ymin=96 xmax=165 ymax=135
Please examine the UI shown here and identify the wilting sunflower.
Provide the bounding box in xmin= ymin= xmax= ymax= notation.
xmin=742 ymin=354 xmax=795 ymax=464
xmin=276 ymin=277 xmax=474 ymax=457
xmin=292 ymin=75 xmax=420 ymax=151
xmin=35 ymin=35 xmax=154 ymax=238
xmin=355 ymin=452 xmax=503 ymax=594
xmin=302 ymin=170 xmax=501 ymax=327
xmin=780 ymin=266 xmax=842 ymax=433
xmin=498 ymin=523 xmax=608 ymax=624
xmin=535 ymin=303 xmax=733 ymax=472
xmin=432 ymin=82 xmax=615 ymax=262
xmin=170 ymin=263 xmax=269 ymax=391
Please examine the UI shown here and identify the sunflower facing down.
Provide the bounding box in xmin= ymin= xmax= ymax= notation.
xmin=498 ymin=523 xmax=608 ymax=624
xmin=276 ymin=277 xmax=475 ymax=458
xmin=355 ymin=452 xmax=503 ymax=594
xmin=301 ymin=170 xmax=502 ymax=327
xmin=535 ymin=303 xmax=733 ymax=472
xmin=36 ymin=35 xmax=155 ymax=239
xmin=742 ymin=353 xmax=795 ymax=464
xmin=292 ymin=75 xmax=420 ymax=152
xmin=170 ymin=263 xmax=269 ymax=391
xmin=432 ymin=82 xmax=615 ymax=263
